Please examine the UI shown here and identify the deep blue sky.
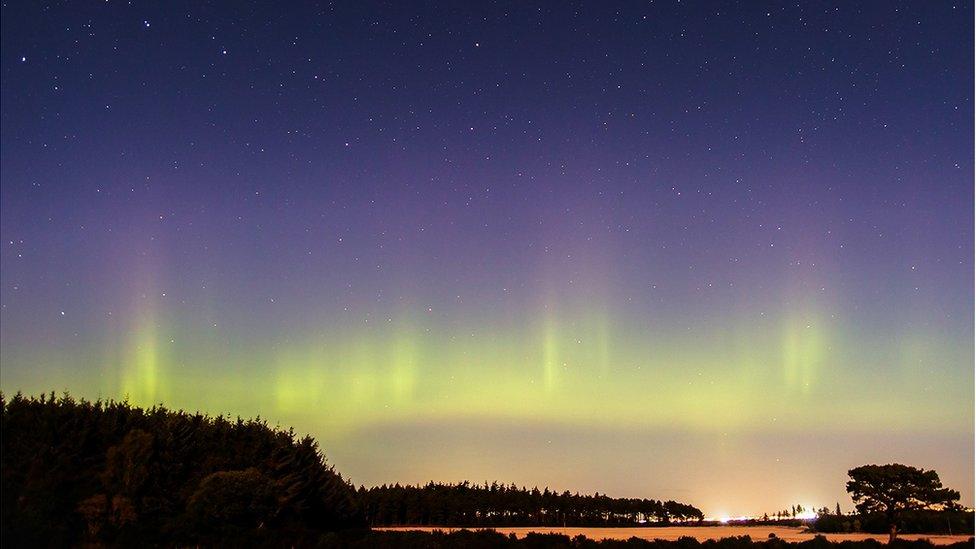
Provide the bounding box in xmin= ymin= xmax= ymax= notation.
xmin=1 ymin=1 xmax=972 ymax=515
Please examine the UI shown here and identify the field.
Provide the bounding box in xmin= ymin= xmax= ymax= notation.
xmin=378 ymin=526 xmax=975 ymax=545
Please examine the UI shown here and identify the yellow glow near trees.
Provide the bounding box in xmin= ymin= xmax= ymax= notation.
xmin=119 ymin=304 xmax=168 ymax=407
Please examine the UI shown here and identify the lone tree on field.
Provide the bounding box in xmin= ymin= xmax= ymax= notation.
xmin=846 ymin=463 xmax=960 ymax=542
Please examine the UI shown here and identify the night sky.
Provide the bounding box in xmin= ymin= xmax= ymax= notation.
xmin=1 ymin=1 xmax=972 ymax=516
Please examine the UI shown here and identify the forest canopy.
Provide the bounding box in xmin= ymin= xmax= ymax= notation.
xmin=1 ymin=392 xmax=363 ymax=545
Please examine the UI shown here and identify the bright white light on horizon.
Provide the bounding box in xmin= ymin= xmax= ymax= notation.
xmin=796 ymin=508 xmax=817 ymax=520
xmin=713 ymin=515 xmax=751 ymax=523
xmin=707 ymin=504 xmax=819 ymax=523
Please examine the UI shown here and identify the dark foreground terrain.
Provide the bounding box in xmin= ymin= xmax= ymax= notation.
xmin=3 ymin=393 xmax=972 ymax=548
xmin=323 ymin=529 xmax=974 ymax=548
xmin=378 ymin=526 xmax=975 ymax=546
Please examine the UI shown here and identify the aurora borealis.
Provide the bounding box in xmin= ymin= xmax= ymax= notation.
xmin=1 ymin=1 xmax=973 ymax=517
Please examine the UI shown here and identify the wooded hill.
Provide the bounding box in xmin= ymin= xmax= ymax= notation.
xmin=1 ymin=392 xmax=702 ymax=545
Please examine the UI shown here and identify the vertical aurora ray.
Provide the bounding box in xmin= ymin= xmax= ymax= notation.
xmin=594 ymin=310 xmax=611 ymax=377
xmin=273 ymin=345 xmax=330 ymax=415
xmin=541 ymin=314 xmax=559 ymax=392
xmin=120 ymin=314 xmax=163 ymax=405
xmin=115 ymin=252 xmax=172 ymax=408
xmin=781 ymin=312 xmax=826 ymax=395
xmin=389 ymin=326 xmax=419 ymax=404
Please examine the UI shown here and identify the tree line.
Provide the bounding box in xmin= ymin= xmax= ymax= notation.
xmin=813 ymin=509 xmax=973 ymax=538
xmin=359 ymin=482 xmax=704 ymax=527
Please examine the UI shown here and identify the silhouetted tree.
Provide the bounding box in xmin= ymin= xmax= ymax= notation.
xmin=846 ymin=463 xmax=960 ymax=542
